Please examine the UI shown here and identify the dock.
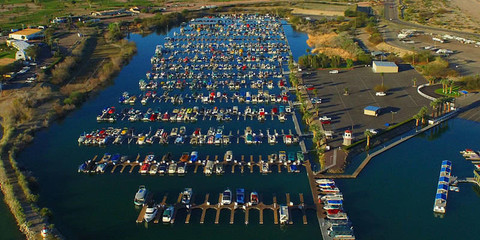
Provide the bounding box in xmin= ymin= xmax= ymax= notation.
xmin=135 ymin=192 xmax=315 ymax=225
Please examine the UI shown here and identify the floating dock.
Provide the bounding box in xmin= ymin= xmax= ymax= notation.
xmin=433 ymin=160 xmax=452 ymax=214
xmin=135 ymin=193 xmax=315 ymax=225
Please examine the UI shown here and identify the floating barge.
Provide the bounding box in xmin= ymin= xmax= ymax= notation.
xmin=433 ymin=160 xmax=452 ymax=214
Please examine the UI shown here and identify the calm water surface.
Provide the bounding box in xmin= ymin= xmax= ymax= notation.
xmin=0 ymin=193 xmax=24 ymax=240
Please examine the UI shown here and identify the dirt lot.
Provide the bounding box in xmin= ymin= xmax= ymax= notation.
xmin=451 ymin=0 xmax=480 ymax=24
xmin=302 ymin=66 xmax=431 ymax=148
xmin=408 ymin=34 xmax=480 ymax=76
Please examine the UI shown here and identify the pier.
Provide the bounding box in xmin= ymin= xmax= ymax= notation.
xmin=135 ymin=193 xmax=315 ymax=225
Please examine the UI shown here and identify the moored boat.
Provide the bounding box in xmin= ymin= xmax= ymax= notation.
xmin=134 ymin=185 xmax=148 ymax=206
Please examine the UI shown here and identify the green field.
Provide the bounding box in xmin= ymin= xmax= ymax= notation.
xmin=0 ymin=44 xmax=16 ymax=59
xmin=0 ymin=0 xmax=161 ymax=29
xmin=434 ymin=87 xmax=462 ymax=97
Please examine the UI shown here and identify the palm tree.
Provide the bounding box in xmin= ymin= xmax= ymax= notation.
xmin=313 ymin=89 xmax=318 ymax=97
xmin=343 ymin=87 xmax=349 ymax=95
xmin=380 ymin=72 xmax=385 ymax=87
xmin=302 ymin=111 xmax=313 ymax=124
xmin=412 ymin=77 xmax=417 ymax=87
xmin=448 ymin=80 xmax=454 ymax=94
xmin=419 ymin=106 xmax=428 ymax=124
xmin=364 ymin=130 xmax=374 ymax=149
xmin=430 ymin=100 xmax=438 ymax=118
xmin=440 ymin=79 xmax=447 ymax=93
xmin=413 ymin=113 xmax=421 ymax=126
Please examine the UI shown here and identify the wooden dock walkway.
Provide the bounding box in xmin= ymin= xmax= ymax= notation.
xmin=135 ymin=192 xmax=315 ymax=225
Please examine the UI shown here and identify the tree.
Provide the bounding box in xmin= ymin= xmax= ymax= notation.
xmin=413 ymin=113 xmax=421 ymax=126
xmin=364 ymin=130 xmax=373 ymax=149
xmin=419 ymin=106 xmax=428 ymax=124
xmin=25 ymin=45 xmax=40 ymax=61
xmin=448 ymin=80 xmax=454 ymax=94
xmin=346 ymin=59 xmax=354 ymax=68
xmin=313 ymin=89 xmax=318 ymax=97
xmin=343 ymin=87 xmax=349 ymax=95
xmin=412 ymin=77 xmax=417 ymax=87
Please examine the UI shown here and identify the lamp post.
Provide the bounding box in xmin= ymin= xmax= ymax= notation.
xmin=391 ymin=111 xmax=397 ymax=123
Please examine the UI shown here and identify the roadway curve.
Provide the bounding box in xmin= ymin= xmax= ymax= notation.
xmin=383 ymin=0 xmax=480 ymax=39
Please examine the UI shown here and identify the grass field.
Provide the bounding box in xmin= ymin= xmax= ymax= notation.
xmin=434 ymin=87 xmax=462 ymax=97
xmin=0 ymin=0 xmax=160 ymax=29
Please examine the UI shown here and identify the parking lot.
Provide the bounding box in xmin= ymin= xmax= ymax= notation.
xmin=302 ymin=66 xmax=431 ymax=148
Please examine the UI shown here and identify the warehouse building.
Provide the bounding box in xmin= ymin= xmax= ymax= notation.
xmin=364 ymin=106 xmax=381 ymax=117
xmin=372 ymin=61 xmax=398 ymax=73
xmin=8 ymin=28 xmax=43 ymax=41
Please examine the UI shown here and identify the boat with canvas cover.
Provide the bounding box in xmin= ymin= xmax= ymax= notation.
xmin=134 ymin=185 xmax=148 ymax=206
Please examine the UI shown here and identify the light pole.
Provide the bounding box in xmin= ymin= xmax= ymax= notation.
xmin=391 ymin=111 xmax=397 ymax=123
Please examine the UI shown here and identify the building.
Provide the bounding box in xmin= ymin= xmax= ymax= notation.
xmin=364 ymin=106 xmax=381 ymax=117
xmin=343 ymin=130 xmax=352 ymax=146
xmin=372 ymin=61 xmax=398 ymax=73
xmin=8 ymin=28 xmax=43 ymax=41
xmin=6 ymin=39 xmax=31 ymax=61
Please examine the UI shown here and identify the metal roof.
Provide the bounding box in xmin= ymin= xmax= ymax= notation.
xmin=364 ymin=106 xmax=381 ymax=111
xmin=373 ymin=61 xmax=398 ymax=67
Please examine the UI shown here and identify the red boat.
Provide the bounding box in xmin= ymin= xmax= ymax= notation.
xmin=139 ymin=163 xmax=150 ymax=174
xmin=250 ymin=192 xmax=259 ymax=205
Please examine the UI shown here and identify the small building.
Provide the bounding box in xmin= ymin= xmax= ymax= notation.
xmin=364 ymin=106 xmax=381 ymax=117
xmin=8 ymin=28 xmax=43 ymax=41
xmin=343 ymin=130 xmax=352 ymax=146
xmin=6 ymin=39 xmax=31 ymax=61
xmin=372 ymin=61 xmax=398 ymax=73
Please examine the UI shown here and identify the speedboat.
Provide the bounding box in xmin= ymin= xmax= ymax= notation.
xmin=250 ymin=191 xmax=259 ymax=205
xmin=190 ymin=151 xmax=198 ymax=163
xmin=134 ymin=185 xmax=148 ymax=206
xmin=222 ymin=189 xmax=232 ymax=205
xmin=225 ymin=150 xmax=233 ymax=162
xmin=316 ymin=179 xmax=335 ymax=184
xmin=182 ymin=188 xmax=193 ymax=205
xmin=279 ymin=205 xmax=289 ymax=224
xmin=144 ymin=203 xmax=158 ymax=222
xmin=78 ymin=162 xmax=87 ymax=173
xmin=95 ymin=163 xmax=107 ymax=173
xmin=162 ymin=206 xmax=174 ymax=223
xmin=236 ymin=188 xmax=245 ymax=205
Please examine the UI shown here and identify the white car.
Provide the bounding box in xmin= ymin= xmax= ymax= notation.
xmin=311 ymin=98 xmax=322 ymax=104
xmin=329 ymin=70 xmax=339 ymax=74
xmin=366 ymin=129 xmax=378 ymax=134
xmin=376 ymin=92 xmax=386 ymax=96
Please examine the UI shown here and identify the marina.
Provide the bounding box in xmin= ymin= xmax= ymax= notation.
xmin=13 ymin=14 xmax=330 ymax=240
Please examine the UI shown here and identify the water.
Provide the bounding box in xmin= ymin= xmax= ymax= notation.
xmin=14 ymin=18 xmax=319 ymax=239
xmin=338 ymin=118 xmax=480 ymax=239
xmin=0 ymin=193 xmax=24 ymax=240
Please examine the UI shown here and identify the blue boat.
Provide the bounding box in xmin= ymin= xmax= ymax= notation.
xmin=78 ymin=162 xmax=87 ymax=173
xmin=236 ymin=188 xmax=245 ymax=204
xmin=190 ymin=151 xmax=198 ymax=163
xmin=111 ymin=154 xmax=120 ymax=165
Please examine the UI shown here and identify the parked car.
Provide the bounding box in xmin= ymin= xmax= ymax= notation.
xmin=311 ymin=97 xmax=322 ymax=104
xmin=366 ymin=129 xmax=378 ymax=134
xmin=376 ymin=92 xmax=386 ymax=96
xmin=329 ymin=70 xmax=339 ymax=74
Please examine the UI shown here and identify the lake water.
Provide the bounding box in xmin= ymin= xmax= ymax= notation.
xmin=338 ymin=118 xmax=480 ymax=239
xmin=0 ymin=193 xmax=24 ymax=240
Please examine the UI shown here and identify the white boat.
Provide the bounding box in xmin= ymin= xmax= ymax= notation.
xmin=222 ymin=189 xmax=232 ymax=205
xmin=162 ymin=206 xmax=174 ymax=223
xmin=182 ymin=188 xmax=193 ymax=205
xmin=205 ymin=160 xmax=214 ymax=175
xmin=134 ymin=185 xmax=148 ymax=206
xmin=261 ymin=162 xmax=269 ymax=173
xmin=225 ymin=150 xmax=233 ymax=162
xmin=279 ymin=205 xmax=289 ymax=224
xmin=144 ymin=204 xmax=158 ymax=222
xmin=168 ymin=162 xmax=177 ymax=174
xmin=316 ymin=179 xmax=335 ymax=184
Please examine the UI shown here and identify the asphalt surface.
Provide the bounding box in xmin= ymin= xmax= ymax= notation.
xmin=302 ymin=66 xmax=430 ymax=148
